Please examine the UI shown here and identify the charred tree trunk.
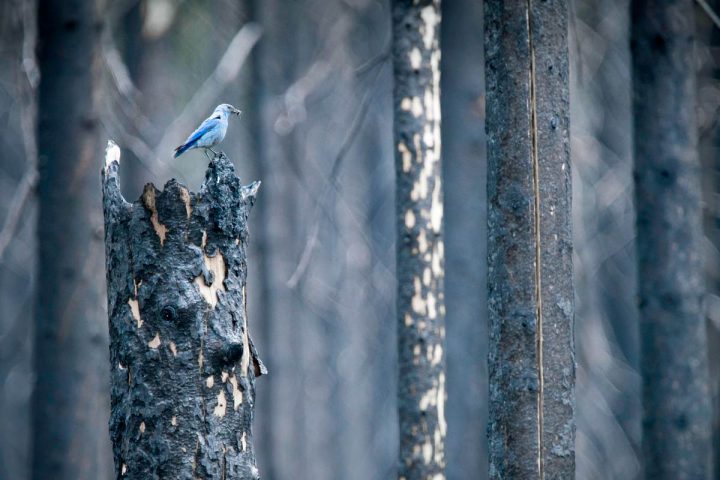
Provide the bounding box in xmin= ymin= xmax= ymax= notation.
xmin=485 ymin=0 xmax=574 ymax=478
xmin=631 ymin=1 xmax=712 ymax=477
xmin=101 ymin=143 xmax=265 ymax=479
xmin=392 ymin=1 xmax=446 ymax=478
xmin=33 ymin=0 xmax=113 ymax=478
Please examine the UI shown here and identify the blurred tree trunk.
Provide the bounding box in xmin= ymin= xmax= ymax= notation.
xmin=697 ymin=0 xmax=720 ymax=473
xmin=439 ymin=0 xmax=487 ymax=477
xmin=102 ymin=150 xmax=264 ymax=479
xmin=119 ymin=1 xmax=143 ymax=82
xmin=392 ymin=1 xmax=446 ymax=478
xmin=33 ymin=0 xmax=113 ymax=479
xmin=117 ymin=0 xmax=147 ymax=196
xmin=631 ymin=1 xmax=712 ymax=477
xmin=570 ymin=0 xmax=641 ymax=477
xmin=485 ymin=0 xmax=574 ymax=478
xmin=248 ymin=0 xmax=306 ymax=478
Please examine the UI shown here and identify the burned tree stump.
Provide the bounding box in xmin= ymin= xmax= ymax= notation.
xmin=101 ymin=141 xmax=266 ymax=479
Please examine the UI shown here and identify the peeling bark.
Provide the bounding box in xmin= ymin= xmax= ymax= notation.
xmin=631 ymin=1 xmax=712 ymax=477
xmin=485 ymin=0 xmax=574 ymax=478
xmin=102 ymin=142 xmax=265 ymax=479
xmin=392 ymin=1 xmax=446 ymax=478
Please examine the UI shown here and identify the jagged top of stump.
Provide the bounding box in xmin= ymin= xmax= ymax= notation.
xmin=102 ymin=140 xmax=259 ymax=226
xmin=102 ymin=140 xmax=266 ymax=378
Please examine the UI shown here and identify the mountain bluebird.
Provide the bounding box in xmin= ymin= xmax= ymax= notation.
xmin=173 ymin=103 xmax=242 ymax=159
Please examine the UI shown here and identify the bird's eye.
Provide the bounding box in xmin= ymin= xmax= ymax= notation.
xmin=160 ymin=306 xmax=177 ymax=321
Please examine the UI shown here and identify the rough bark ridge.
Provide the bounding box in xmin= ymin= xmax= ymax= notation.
xmin=631 ymin=1 xmax=712 ymax=477
xmin=392 ymin=1 xmax=446 ymax=478
xmin=485 ymin=0 xmax=574 ymax=478
xmin=33 ymin=0 xmax=113 ymax=478
xmin=101 ymin=142 xmax=265 ymax=479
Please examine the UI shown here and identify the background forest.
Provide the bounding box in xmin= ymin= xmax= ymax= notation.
xmin=0 ymin=0 xmax=719 ymax=479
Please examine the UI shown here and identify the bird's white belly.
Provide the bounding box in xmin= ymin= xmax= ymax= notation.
xmin=196 ymin=123 xmax=228 ymax=148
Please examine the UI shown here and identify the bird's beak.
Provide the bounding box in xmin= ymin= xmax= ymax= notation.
xmin=232 ymin=107 xmax=242 ymax=116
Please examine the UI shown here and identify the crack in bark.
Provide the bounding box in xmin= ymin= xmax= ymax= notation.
xmin=526 ymin=1 xmax=545 ymax=477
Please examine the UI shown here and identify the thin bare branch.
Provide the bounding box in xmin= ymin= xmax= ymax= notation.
xmin=287 ymin=59 xmax=386 ymax=288
xmin=103 ymin=40 xmax=138 ymax=99
xmin=697 ymin=0 xmax=720 ymax=30
xmin=273 ymin=15 xmax=352 ymax=135
xmin=0 ymin=0 xmax=41 ymax=263
xmin=0 ymin=168 xmax=38 ymax=261
xmin=21 ymin=0 xmax=39 ymax=88
xmin=354 ymin=40 xmax=391 ymax=76
xmin=287 ymin=221 xmax=320 ymax=288
xmin=99 ymin=96 xmax=162 ymax=178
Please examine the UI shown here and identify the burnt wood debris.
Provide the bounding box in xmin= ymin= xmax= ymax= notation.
xmin=485 ymin=0 xmax=575 ymax=478
xmin=101 ymin=141 xmax=266 ymax=479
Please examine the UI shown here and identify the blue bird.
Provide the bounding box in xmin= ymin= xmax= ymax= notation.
xmin=173 ymin=104 xmax=242 ymax=159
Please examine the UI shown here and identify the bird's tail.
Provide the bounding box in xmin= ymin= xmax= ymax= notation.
xmin=173 ymin=143 xmax=191 ymax=158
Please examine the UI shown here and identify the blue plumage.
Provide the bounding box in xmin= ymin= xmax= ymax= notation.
xmin=173 ymin=104 xmax=242 ymax=159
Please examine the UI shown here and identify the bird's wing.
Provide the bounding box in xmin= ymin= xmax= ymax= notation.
xmin=182 ymin=115 xmax=222 ymax=147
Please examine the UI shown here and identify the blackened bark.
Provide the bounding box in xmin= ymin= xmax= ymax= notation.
xmin=33 ymin=0 xmax=113 ymax=478
xmin=392 ymin=1 xmax=446 ymax=478
xmin=102 ymin=143 xmax=265 ymax=479
xmin=485 ymin=0 xmax=574 ymax=478
xmin=631 ymin=1 xmax=712 ymax=477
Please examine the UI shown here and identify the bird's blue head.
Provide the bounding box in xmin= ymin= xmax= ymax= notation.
xmin=214 ymin=104 xmax=242 ymax=118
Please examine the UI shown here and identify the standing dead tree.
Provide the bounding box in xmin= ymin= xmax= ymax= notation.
xmin=392 ymin=0 xmax=446 ymax=478
xmin=631 ymin=1 xmax=712 ymax=477
xmin=101 ymin=142 xmax=265 ymax=479
xmin=485 ymin=0 xmax=574 ymax=478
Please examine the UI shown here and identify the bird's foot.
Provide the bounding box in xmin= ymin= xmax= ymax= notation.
xmin=203 ymin=148 xmax=225 ymax=162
